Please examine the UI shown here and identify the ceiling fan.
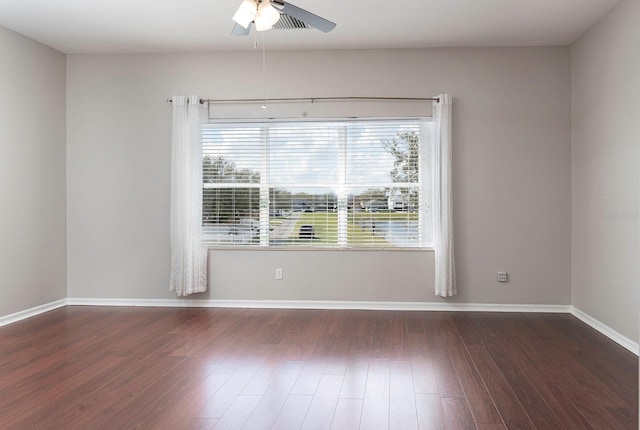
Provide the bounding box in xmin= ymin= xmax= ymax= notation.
xmin=231 ymin=0 xmax=336 ymax=36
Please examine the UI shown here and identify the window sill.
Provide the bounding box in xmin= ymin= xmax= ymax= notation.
xmin=205 ymin=246 xmax=434 ymax=252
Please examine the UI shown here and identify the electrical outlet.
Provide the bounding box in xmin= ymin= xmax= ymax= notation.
xmin=275 ymin=268 xmax=283 ymax=280
xmin=497 ymin=272 xmax=508 ymax=282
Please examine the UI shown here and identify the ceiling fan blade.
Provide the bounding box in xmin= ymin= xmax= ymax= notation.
xmin=231 ymin=22 xmax=253 ymax=36
xmin=273 ymin=1 xmax=336 ymax=33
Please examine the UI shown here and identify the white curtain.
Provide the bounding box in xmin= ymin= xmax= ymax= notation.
xmin=170 ymin=95 xmax=208 ymax=296
xmin=433 ymin=94 xmax=456 ymax=297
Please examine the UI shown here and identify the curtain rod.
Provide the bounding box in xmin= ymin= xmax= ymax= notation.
xmin=166 ymin=96 xmax=440 ymax=104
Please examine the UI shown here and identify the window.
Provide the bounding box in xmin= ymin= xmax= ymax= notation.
xmin=202 ymin=119 xmax=432 ymax=248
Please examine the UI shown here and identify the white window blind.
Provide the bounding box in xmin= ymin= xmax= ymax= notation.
xmin=202 ymin=119 xmax=432 ymax=248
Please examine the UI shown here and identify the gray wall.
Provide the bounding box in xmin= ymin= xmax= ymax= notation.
xmin=571 ymin=0 xmax=640 ymax=343
xmin=0 ymin=26 xmax=66 ymax=317
xmin=66 ymin=47 xmax=572 ymax=305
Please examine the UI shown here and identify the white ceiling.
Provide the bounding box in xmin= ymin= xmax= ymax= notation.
xmin=0 ymin=0 xmax=621 ymax=54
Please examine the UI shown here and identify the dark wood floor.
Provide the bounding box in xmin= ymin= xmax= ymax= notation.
xmin=0 ymin=307 xmax=636 ymax=429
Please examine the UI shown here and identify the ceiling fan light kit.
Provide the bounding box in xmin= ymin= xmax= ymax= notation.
xmin=231 ymin=0 xmax=258 ymax=28
xmin=232 ymin=0 xmax=280 ymax=31
xmin=231 ymin=0 xmax=336 ymax=35
xmin=255 ymin=0 xmax=281 ymax=31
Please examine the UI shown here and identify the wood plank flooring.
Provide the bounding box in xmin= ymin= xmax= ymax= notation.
xmin=0 ymin=307 xmax=637 ymax=429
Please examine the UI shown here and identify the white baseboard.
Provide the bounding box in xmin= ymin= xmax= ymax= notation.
xmin=66 ymin=297 xmax=571 ymax=313
xmin=0 ymin=299 xmax=68 ymax=328
xmin=571 ymin=306 xmax=639 ymax=355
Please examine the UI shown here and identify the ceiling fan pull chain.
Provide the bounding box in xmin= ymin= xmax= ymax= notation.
xmin=254 ymin=26 xmax=258 ymax=50
xmin=262 ymin=32 xmax=267 ymax=109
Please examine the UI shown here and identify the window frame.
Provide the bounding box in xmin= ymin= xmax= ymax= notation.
xmin=202 ymin=117 xmax=434 ymax=251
